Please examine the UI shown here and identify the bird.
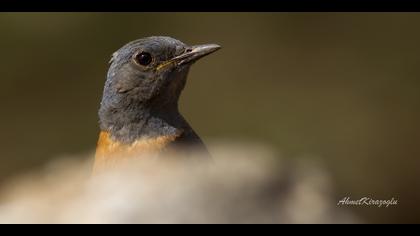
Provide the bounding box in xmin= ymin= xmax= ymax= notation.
xmin=93 ymin=36 xmax=221 ymax=172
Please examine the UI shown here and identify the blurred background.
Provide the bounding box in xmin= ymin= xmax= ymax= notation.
xmin=0 ymin=13 xmax=419 ymax=223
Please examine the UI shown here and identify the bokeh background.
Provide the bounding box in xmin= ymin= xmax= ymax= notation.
xmin=0 ymin=13 xmax=419 ymax=223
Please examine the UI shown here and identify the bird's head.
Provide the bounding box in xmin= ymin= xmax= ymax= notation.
xmin=99 ymin=36 xmax=220 ymax=141
xmin=103 ymin=36 xmax=220 ymax=106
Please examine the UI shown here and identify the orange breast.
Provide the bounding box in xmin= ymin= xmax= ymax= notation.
xmin=93 ymin=131 xmax=180 ymax=173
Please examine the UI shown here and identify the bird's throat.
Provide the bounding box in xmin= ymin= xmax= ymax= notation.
xmin=95 ymin=102 xmax=189 ymax=173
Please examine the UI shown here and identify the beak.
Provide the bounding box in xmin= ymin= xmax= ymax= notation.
xmin=172 ymin=44 xmax=221 ymax=66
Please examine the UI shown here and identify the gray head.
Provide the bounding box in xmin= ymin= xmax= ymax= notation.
xmin=99 ymin=36 xmax=221 ymax=143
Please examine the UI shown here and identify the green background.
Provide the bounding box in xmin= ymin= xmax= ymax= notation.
xmin=1 ymin=13 xmax=419 ymax=223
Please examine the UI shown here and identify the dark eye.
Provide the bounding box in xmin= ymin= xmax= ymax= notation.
xmin=135 ymin=52 xmax=153 ymax=66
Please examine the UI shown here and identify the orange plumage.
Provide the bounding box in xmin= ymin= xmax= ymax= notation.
xmin=93 ymin=131 xmax=180 ymax=173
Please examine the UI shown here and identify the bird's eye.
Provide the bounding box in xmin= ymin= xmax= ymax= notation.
xmin=134 ymin=52 xmax=153 ymax=66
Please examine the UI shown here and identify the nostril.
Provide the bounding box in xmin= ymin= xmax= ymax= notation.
xmin=186 ymin=48 xmax=192 ymax=53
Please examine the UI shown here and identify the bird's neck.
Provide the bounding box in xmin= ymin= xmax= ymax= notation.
xmin=94 ymin=100 xmax=190 ymax=174
xmin=99 ymin=100 xmax=187 ymax=144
